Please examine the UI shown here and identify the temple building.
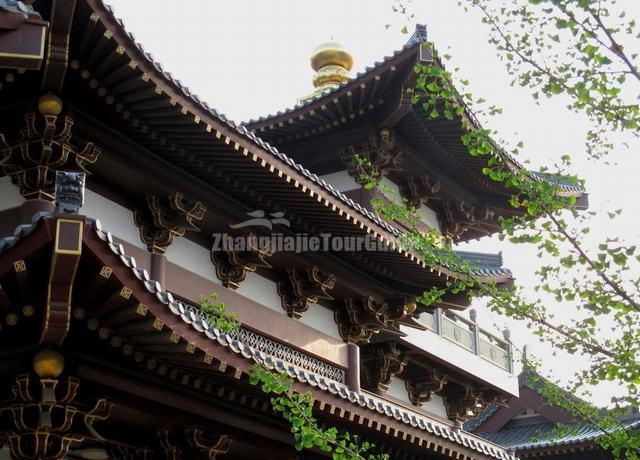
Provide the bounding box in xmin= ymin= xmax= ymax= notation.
xmin=0 ymin=1 xmax=586 ymax=459
xmin=468 ymin=371 xmax=640 ymax=459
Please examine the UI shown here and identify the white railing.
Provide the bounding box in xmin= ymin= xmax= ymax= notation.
xmin=420 ymin=308 xmax=513 ymax=373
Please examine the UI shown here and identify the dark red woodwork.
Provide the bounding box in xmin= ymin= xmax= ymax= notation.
xmin=0 ymin=16 xmax=47 ymax=70
xmin=41 ymin=217 xmax=83 ymax=345
xmin=0 ymin=1 xmax=534 ymax=458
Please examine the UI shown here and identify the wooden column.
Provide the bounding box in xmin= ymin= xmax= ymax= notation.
xmin=346 ymin=343 xmax=360 ymax=393
xmin=150 ymin=252 xmax=166 ymax=287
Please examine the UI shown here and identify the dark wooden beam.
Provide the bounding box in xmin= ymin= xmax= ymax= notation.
xmin=42 ymin=0 xmax=78 ymax=92
xmin=68 ymin=109 xmax=415 ymax=302
xmin=75 ymin=358 xmax=296 ymax=445
xmin=41 ymin=217 xmax=84 ymax=345
xmin=391 ymin=135 xmax=482 ymax=207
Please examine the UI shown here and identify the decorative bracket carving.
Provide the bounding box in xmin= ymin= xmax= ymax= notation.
xmin=157 ymin=429 xmax=231 ymax=460
xmin=277 ymin=266 xmax=335 ymax=319
xmin=134 ymin=192 xmax=206 ymax=253
xmin=335 ymin=296 xmax=421 ymax=344
xmin=339 ymin=128 xmax=402 ymax=183
xmin=401 ymin=175 xmax=442 ymax=208
xmin=0 ymin=373 xmax=112 ymax=460
xmin=158 ymin=430 xmax=182 ymax=460
xmin=186 ymin=428 xmax=232 ymax=459
xmin=211 ymin=233 xmax=273 ymax=289
xmin=108 ymin=446 xmax=154 ymax=460
xmin=397 ymin=177 xmax=499 ymax=238
xmin=405 ymin=368 xmax=448 ymax=406
xmin=440 ymin=202 xmax=495 ymax=239
xmin=443 ymin=384 xmax=508 ymax=424
xmin=360 ymin=342 xmax=407 ymax=392
xmin=0 ymin=107 xmax=100 ymax=200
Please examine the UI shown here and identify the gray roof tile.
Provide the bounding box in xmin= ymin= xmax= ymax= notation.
xmin=480 ymin=416 xmax=640 ymax=450
xmin=22 ymin=213 xmax=507 ymax=460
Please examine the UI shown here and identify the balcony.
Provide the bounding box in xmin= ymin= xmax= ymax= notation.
xmin=401 ymin=308 xmax=518 ymax=396
xmin=420 ymin=308 xmax=513 ymax=372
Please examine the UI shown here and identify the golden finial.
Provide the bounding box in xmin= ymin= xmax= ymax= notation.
xmin=33 ymin=349 xmax=65 ymax=378
xmin=38 ymin=94 xmax=63 ymax=116
xmin=299 ymin=41 xmax=354 ymax=103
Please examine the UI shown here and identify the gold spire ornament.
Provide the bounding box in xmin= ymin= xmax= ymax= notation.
xmin=33 ymin=349 xmax=65 ymax=378
xmin=299 ymin=41 xmax=354 ymax=103
xmin=37 ymin=94 xmax=63 ymax=116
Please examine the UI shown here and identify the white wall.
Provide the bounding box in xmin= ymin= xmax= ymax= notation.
xmin=0 ymin=176 xmax=24 ymax=210
xmin=380 ymin=177 xmax=402 ymax=202
xmin=234 ymin=272 xmax=348 ymax=341
xmin=423 ymin=394 xmax=449 ymax=420
xmin=386 ymin=376 xmax=449 ymax=419
xmin=299 ymin=302 xmax=342 ymax=340
xmin=387 ymin=376 xmax=412 ymax=403
xmin=81 ymin=190 xmax=222 ymax=285
xmin=416 ymin=203 xmax=440 ymax=233
xmin=318 ymin=173 xmax=441 ymax=233
xmin=236 ymin=271 xmax=285 ymax=314
xmin=79 ymin=190 xmax=350 ymax=341
xmin=380 ymin=178 xmax=440 ymax=233
xmin=234 ymin=274 xmax=345 ymax=341
xmin=320 ymin=170 xmax=360 ymax=192
xmin=165 ymin=236 xmax=221 ymax=286
xmin=81 ymin=189 xmax=145 ymax=250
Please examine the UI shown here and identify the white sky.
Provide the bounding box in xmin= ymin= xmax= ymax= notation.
xmin=105 ymin=0 xmax=640 ymax=406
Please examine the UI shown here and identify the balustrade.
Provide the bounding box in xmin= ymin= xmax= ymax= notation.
xmin=420 ymin=308 xmax=513 ymax=372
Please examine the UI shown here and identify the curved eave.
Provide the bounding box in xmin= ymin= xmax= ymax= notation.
xmin=88 ymin=216 xmax=515 ymax=460
xmin=31 ymin=2 xmax=501 ymax=290
xmin=74 ymin=2 xmax=420 ymax=276
xmin=481 ymin=416 xmax=640 ymax=453
xmin=245 ymin=25 xmax=429 ymax=130
xmin=243 ymin=24 xmax=586 ymax=243
xmin=418 ymin=51 xmax=588 ymax=200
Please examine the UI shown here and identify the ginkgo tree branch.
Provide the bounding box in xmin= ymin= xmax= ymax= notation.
xmin=548 ymin=213 xmax=640 ymax=311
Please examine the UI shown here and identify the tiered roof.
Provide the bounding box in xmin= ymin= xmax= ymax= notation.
xmin=0 ymin=0 xmax=516 ymax=297
xmin=245 ymin=25 xmax=587 ymax=241
xmin=469 ymin=372 xmax=639 ymax=457
xmin=481 ymin=415 xmax=640 ymax=453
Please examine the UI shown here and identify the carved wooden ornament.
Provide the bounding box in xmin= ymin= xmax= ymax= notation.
xmin=405 ymin=368 xmax=448 ymax=406
xmin=401 ymin=175 xmax=442 ymax=208
xmin=0 ymin=374 xmax=112 ymax=460
xmin=211 ymin=233 xmax=273 ymax=289
xmin=277 ymin=266 xmax=335 ymax=319
xmin=186 ymin=428 xmax=232 ymax=459
xmin=134 ymin=192 xmax=206 ymax=253
xmin=335 ymin=296 xmax=419 ymax=344
xmin=443 ymin=384 xmax=508 ymax=424
xmin=0 ymin=111 xmax=100 ymax=199
xmin=361 ymin=342 xmax=408 ymax=392
xmin=339 ymin=128 xmax=402 ymax=183
xmin=157 ymin=428 xmax=231 ymax=460
xmin=440 ymin=202 xmax=495 ymax=239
